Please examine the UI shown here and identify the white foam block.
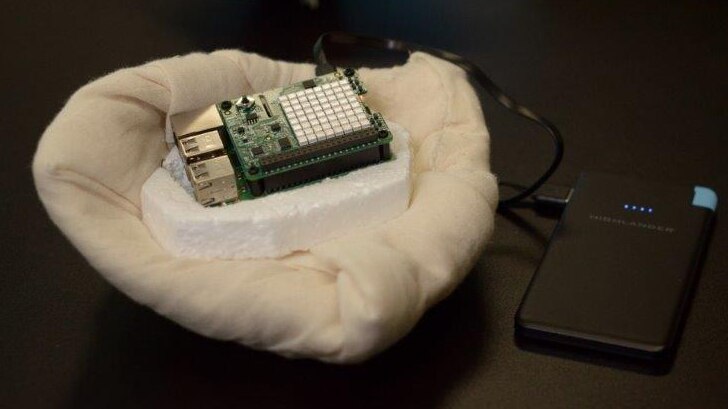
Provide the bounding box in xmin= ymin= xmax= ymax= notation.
xmin=141 ymin=122 xmax=412 ymax=259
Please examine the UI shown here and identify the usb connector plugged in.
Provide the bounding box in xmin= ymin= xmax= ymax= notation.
xmin=531 ymin=184 xmax=574 ymax=218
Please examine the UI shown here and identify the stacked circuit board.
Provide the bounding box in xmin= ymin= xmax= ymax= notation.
xmin=170 ymin=68 xmax=393 ymax=206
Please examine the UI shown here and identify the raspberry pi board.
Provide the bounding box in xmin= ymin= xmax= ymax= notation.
xmin=170 ymin=68 xmax=392 ymax=206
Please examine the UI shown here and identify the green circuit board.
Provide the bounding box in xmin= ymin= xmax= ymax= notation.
xmin=170 ymin=68 xmax=393 ymax=206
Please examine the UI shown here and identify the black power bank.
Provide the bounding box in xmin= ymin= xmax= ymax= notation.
xmin=516 ymin=172 xmax=717 ymax=366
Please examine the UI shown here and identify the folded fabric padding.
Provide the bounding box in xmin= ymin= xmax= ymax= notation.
xmin=33 ymin=50 xmax=498 ymax=363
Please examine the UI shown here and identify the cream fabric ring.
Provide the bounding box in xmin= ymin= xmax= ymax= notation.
xmin=33 ymin=50 xmax=498 ymax=363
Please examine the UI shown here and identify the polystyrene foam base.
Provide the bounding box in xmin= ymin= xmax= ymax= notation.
xmin=141 ymin=122 xmax=412 ymax=259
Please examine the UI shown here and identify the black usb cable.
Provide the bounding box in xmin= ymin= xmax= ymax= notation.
xmin=312 ymin=31 xmax=565 ymax=212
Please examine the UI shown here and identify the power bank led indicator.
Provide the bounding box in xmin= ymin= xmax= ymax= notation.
xmin=623 ymin=204 xmax=653 ymax=214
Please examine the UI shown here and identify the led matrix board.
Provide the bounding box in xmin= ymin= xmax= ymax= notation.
xmin=170 ymin=68 xmax=392 ymax=206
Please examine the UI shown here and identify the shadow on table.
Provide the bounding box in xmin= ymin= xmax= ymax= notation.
xmin=65 ymin=268 xmax=490 ymax=409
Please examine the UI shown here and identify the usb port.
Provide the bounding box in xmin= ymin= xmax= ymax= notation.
xmin=186 ymin=156 xmax=238 ymax=206
xmin=178 ymin=129 xmax=226 ymax=162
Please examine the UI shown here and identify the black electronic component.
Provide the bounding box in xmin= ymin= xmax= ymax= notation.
xmin=258 ymin=128 xmax=379 ymax=172
xmin=277 ymin=138 xmax=291 ymax=150
xmin=260 ymin=95 xmax=273 ymax=117
xmin=302 ymin=79 xmax=316 ymax=89
xmin=271 ymin=123 xmax=281 ymax=132
xmin=251 ymin=146 xmax=264 ymax=156
xmin=247 ymin=144 xmax=389 ymax=197
xmin=239 ymin=96 xmax=255 ymax=110
xmin=516 ymin=172 xmax=717 ymax=368
xmin=220 ymin=100 xmax=232 ymax=111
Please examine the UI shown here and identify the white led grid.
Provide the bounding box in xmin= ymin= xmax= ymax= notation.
xmin=278 ymin=79 xmax=372 ymax=146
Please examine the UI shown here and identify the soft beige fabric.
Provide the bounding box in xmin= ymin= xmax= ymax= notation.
xmin=33 ymin=50 xmax=498 ymax=363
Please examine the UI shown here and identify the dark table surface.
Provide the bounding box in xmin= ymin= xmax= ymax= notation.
xmin=3 ymin=1 xmax=727 ymax=408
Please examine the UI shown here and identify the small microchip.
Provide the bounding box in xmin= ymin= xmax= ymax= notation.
xmin=302 ymin=79 xmax=316 ymax=89
xmin=246 ymin=112 xmax=259 ymax=125
xmin=271 ymin=122 xmax=281 ymax=132
xmin=278 ymin=138 xmax=292 ymax=150
xmin=251 ymin=146 xmax=264 ymax=156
